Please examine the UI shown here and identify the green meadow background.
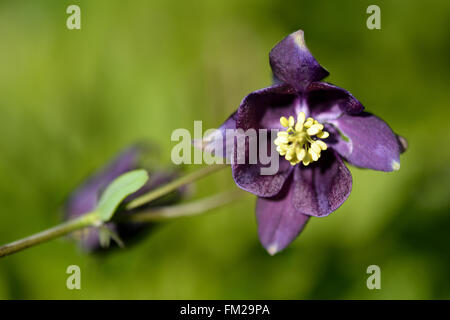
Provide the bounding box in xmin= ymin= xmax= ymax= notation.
xmin=0 ymin=0 xmax=449 ymax=299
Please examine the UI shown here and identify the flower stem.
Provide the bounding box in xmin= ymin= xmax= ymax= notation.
xmin=0 ymin=212 xmax=99 ymax=258
xmin=0 ymin=164 xmax=230 ymax=258
xmin=124 ymin=189 xmax=243 ymax=222
xmin=126 ymin=163 xmax=228 ymax=210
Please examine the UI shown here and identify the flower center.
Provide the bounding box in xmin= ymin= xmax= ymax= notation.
xmin=274 ymin=112 xmax=329 ymax=166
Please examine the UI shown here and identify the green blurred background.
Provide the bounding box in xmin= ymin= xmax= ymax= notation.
xmin=0 ymin=0 xmax=449 ymax=299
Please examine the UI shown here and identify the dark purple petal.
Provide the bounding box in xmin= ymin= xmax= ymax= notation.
xmin=292 ymin=151 xmax=352 ymax=217
xmin=232 ymin=156 xmax=293 ymax=197
xmin=307 ymin=82 xmax=364 ymax=118
xmin=230 ymin=84 xmax=300 ymax=197
xmin=236 ymin=83 xmax=298 ymax=131
xmin=269 ymin=30 xmax=329 ymax=91
xmin=329 ymin=112 xmax=401 ymax=171
xmin=256 ymin=176 xmax=309 ymax=255
xmin=322 ymin=124 xmax=352 ymax=156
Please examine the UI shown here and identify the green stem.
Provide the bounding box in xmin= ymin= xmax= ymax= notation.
xmin=125 ymin=189 xmax=243 ymax=222
xmin=126 ymin=163 xmax=227 ymax=210
xmin=0 ymin=212 xmax=99 ymax=258
xmin=0 ymin=164 xmax=230 ymax=258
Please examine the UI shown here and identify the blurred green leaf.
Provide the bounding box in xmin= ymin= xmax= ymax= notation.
xmin=97 ymin=169 xmax=149 ymax=222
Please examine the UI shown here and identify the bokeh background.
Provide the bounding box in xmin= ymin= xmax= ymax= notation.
xmin=0 ymin=0 xmax=449 ymax=299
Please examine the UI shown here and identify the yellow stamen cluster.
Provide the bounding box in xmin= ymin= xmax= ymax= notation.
xmin=274 ymin=112 xmax=329 ymax=166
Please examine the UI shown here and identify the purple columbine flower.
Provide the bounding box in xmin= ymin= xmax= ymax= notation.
xmin=209 ymin=30 xmax=407 ymax=255
xmin=65 ymin=144 xmax=184 ymax=252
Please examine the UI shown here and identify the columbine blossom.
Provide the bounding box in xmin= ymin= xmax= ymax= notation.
xmin=208 ymin=30 xmax=407 ymax=254
xmin=65 ymin=144 xmax=184 ymax=252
